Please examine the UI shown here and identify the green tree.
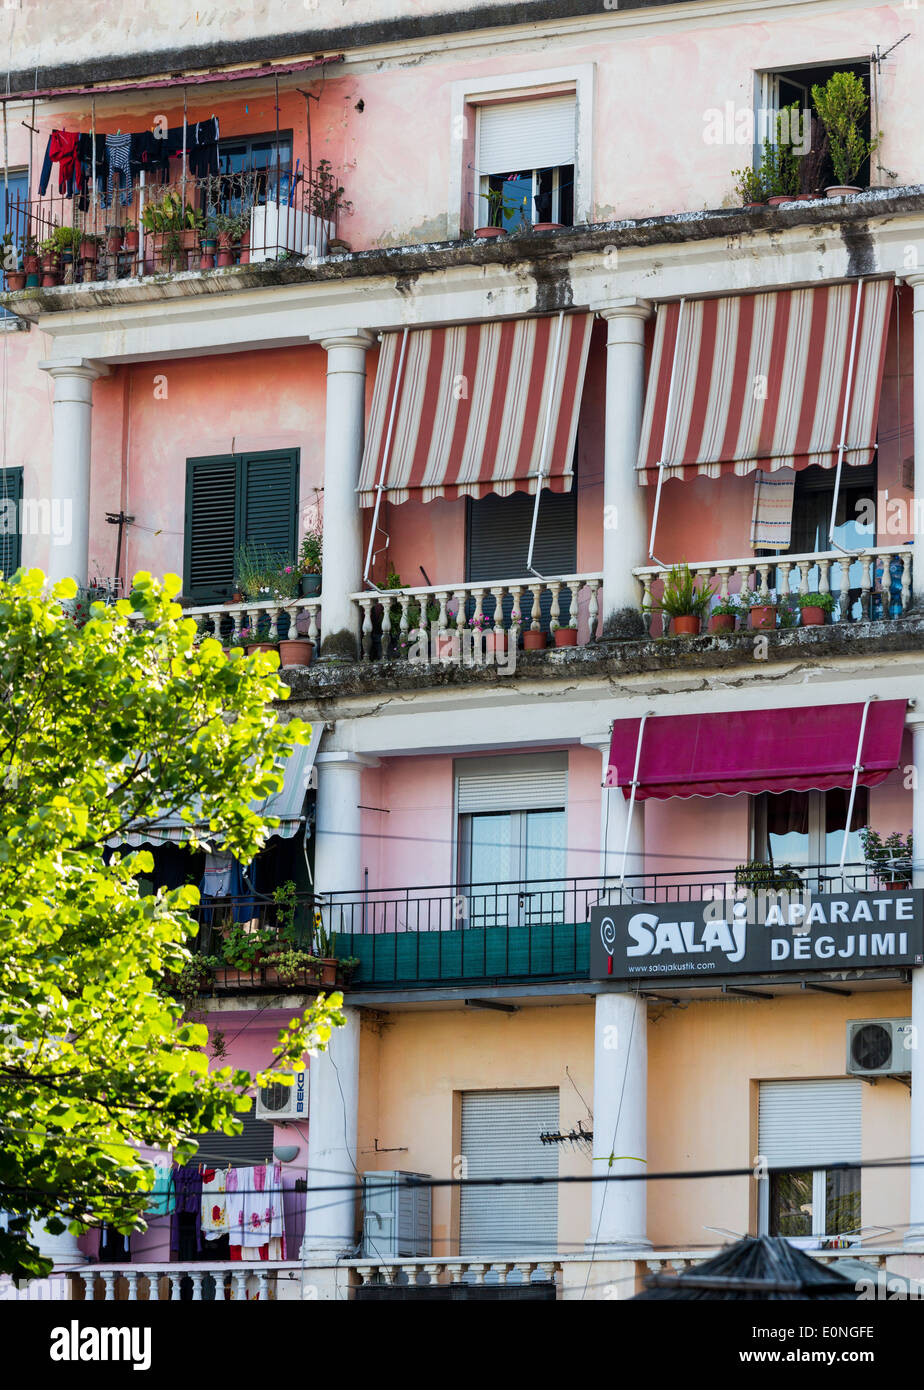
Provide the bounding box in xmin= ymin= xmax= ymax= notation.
xmin=0 ymin=570 xmax=343 ymax=1280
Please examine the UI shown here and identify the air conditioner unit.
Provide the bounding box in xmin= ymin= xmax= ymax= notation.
xmin=846 ymin=1019 xmax=912 ymax=1076
xmin=255 ymin=1068 xmax=308 ymax=1121
xmin=362 ymin=1171 xmax=432 ymax=1259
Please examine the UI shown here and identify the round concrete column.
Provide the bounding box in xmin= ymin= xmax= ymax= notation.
xmin=905 ymin=714 xmax=924 ymax=1247
xmin=907 ymin=278 xmax=924 ymax=608
xmin=597 ymin=301 xmax=652 ymax=628
xmin=301 ymin=1005 xmax=361 ymax=1260
xmin=316 ymin=331 xmax=375 ymax=659
xmin=312 ymin=751 xmax=371 ymax=901
xmin=588 ymin=991 xmax=650 ymax=1252
xmin=38 ymin=358 xmax=109 ymax=589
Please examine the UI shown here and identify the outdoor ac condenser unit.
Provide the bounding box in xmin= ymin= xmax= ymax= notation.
xmin=254 ymin=1068 xmax=309 ymax=1121
xmin=362 ymin=1171 xmax=432 ymax=1259
xmin=846 ymin=1019 xmax=912 ymax=1076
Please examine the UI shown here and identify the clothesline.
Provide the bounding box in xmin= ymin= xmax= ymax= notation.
xmin=141 ymin=1159 xmax=287 ymax=1262
xmin=37 ymin=115 xmax=221 ymax=208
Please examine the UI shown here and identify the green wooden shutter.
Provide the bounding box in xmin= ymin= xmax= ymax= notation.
xmin=241 ymin=450 xmax=298 ymax=560
xmin=0 ymin=467 xmax=23 ymax=577
xmin=184 ymin=456 xmax=238 ymax=602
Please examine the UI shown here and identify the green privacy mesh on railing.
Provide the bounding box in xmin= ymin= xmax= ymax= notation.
xmin=334 ymin=922 xmax=591 ymax=986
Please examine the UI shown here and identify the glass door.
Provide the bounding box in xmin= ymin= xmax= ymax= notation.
xmin=461 ymin=807 xmax=566 ymax=927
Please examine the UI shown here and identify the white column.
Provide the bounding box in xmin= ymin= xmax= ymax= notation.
xmin=588 ymin=992 xmax=650 ymax=1251
xmin=37 ymin=357 xmax=109 ymax=589
xmin=316 ymin=331 xmax=375 ymax=658
xmin=301 ymin=1005 xmax=361 ymax=1260
xmin=908 ymin=278 xmax=924 ymax=608
xmin=906 ymin=715 xmax=924 ymax=1246
xmin=597 ymin=300 xmax=652 ymax=627
xmin=313 ymin=751 xmax=377 ymax=900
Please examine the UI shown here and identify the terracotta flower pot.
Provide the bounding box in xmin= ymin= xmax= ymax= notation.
xmin=218 ymin=232 xmax=234 ymax=250
xmin=750 ymin=605 xmax=776 ymax=630
xmin=199 ymin=252 xmax=215 ymax=269
xmin=278 ymin=639 xmax=315 ymax=666
xmin=522 ymin=629 xmax=548 ymax=650
xmin=744 ymin=201 xmax=766 ymax=209
xmin=708 ymin=613 xmax=736 ymax=633
xmin=245 ymin=643 xmax=276 ymax=655
xmin=672 ymin=615 xmax=701 ymax=636
xmin=41 ymin=253 xmax=57 ymax=272
xmin=484 ymin=631 xmax=508 ymax=653
xmin=216 ymin=250 xmax=234 ymax=268
xmin=825 ymin=185 xmax=861 ymax=198
xmin=79 ymin=239 xmax=98 ymax=261
xmin=106 ymin=230 xmax=123 ymax=254
xmin=532 ymin=222 xmax=564 ymax=231
xmin=436 ymin=634 xmax=458 ymax=658
xmin=767 ymin=195 xmax=792 ymax=205
xmin=553 ymin=626 xmax=578 ymax=647
xmin=123 ymin=230 xmax=139 ymax=252
xmin=885 ymin=881 xmax=911 ymax=891
xmin=41 ymin=270 xmax=60 ymax=287
xmin=239 ymin=230 xmax=250 ymax=266
xmin=319 ymin=960 xmax=338 ymax=988
xmin=180 ymin=228 xmax=199 ymax=252
xmin=6 ymin=271 xmax=26 ymax=290
xmin=800 ymin=605 xmax=826 ymax=626
xmin=23 ymin=254 xmax=39 ymax=275
xmin=474 ymin=227 xmax=507 ymax=238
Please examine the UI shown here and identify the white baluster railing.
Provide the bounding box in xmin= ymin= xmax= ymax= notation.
xmin=74 ymin=1261 xmax=292 ymax=1301
xmin=350 ymin=574 xmax=602 ymax=663
xmin=186 ymin=598 xmax=321 ymax=664
xmin=633 ymin=546 xmax=912 ymax=636
xmin=350 ymin=1257 xmax=562 ymax=1292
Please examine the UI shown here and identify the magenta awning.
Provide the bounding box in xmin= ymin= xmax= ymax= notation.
xmin=607 ymin=702 xmax=907 ymax=801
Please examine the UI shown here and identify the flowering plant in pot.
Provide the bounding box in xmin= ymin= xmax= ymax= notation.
xmin=299 ymin=524 xmax=323 ymax=597
xmin=550 ymin=619 xmax=578 ymax=647
xmin=859 ymin=828 xmax=913 ymax=889
xmin=796 ymin=591 xmax=835 ymax=626
xmin=655 ymin=562 xmax=716 ymax=636
xmin=708 ymin=595 xmax=741 ymax=632
xmin=239 ymin=624 xmax=278 ymax=656
xmin=748 ymin=596 xmax=777 ymax=629
xmin=812 ymin=70 xmax=880 ymax=196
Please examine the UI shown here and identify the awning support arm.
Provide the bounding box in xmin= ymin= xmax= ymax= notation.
xmin=618 ymin=713 xmax=649 ymax=887
xmin=828 ymin=279 xmax=864 ymax=556
xmin=839 ymin=694 xmax=875 ymax=874
xmin=363 ymin=327 xmax=409 ymax=589
xmin=648 ymin=298 xmax=685 ymax=568
xmin=526 ymin=310 xmax=566 ymax=578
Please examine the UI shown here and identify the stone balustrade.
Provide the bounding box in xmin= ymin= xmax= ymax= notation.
xmin=74 ymin=1261 xmax=294 ymax=1300
xmin=186 ymin=597 xmax=321 ymax=653
xmin=351 ymin=574 xmax=603 ymax=662
xmin=351 ymin=1257 xmax=562 ymax=1289
xmin=633 ymin=546 xmax=912 ymax=636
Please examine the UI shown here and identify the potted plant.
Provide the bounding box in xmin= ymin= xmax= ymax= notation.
xmin=142 ymin=193 xmax=200 ymax=269
xmin=797 ymin=591 xmax=835 ymax=626
xmin=5 ymin=265 xmax=26 ymax=291
xmin=123 ymin=218 xmax=139 ymax=253
xmin=220 ymin=923 xmax=277 ymax=977
xmin=22 ymin=235 xmax=40 ymax=286
xmin=308 ymin=160 xmax=351 ymax=254
xmin=263 ymin=947 xmax=323 ymax=988
xmin=299 ymin=524 xmax=323 ymax=597
xmin=757 ymin=104 xmax=802 ymax=204
xmin=708 ymin=596 xmax=740 ymax=633
xmin=860 ymin=828 xmax=913 ymax=889
xmin=309 ymin=910 xmax=340 ymax=986
xmin=39 ymin=233 xmax=60 ymax=285
xmin=522 ymin=623 xmax=548 ymax=650
xmin=239 ymin=207 xmax=252 ymax=265
xmin=550 ymin=619 xmax=578 ymax=647
xmin=214 ymin=212 xmax=241 ymax=266
xmin=732 ymin=165 xmax=767 ymax=209
xmin=199 ymin=216 xmax=219 ymax=269
xmin=655 ymin=562 xmax=716 ymax=636
xmin=474 ymin=186 xmax=514 ymax=238
xmin=811 ymin=70 xmax=880 ymax=196
xmin=749 ymin=597 xmax=777 ymax=630
xmin=106 ymin=223 xmax=124 ymax=254
xmin=735 ymin=860 xmax=803 ymax=893
xmin=79 ymin=230 xmax=102 ymax=262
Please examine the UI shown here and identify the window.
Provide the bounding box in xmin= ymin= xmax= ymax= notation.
xmin=756 ymin=61 xmax=873 ymax=189
xmin=459 ymin=1089 xmax=559 ymax=1260
xmin=183 ymin=449 xmax=298 ymax=603
xmin=456 ymin=754 xmax=567 ymax=927
xmin=476 ymin=95 xmax=575 ymax=229
xmin=781 ymin=464 xmax=875 ymax=619
xmin=0 ymin=170 xmax=28 ymax=317
xmin=758 ymin=1080 xmax=862 ymax=1246
xmin=754 ymin=788 xmax=868 ymax=877
xmin=209 ymin=131 xmax=294 ymax=219
xmin=0 ymin=467 xmax=23 ymax=575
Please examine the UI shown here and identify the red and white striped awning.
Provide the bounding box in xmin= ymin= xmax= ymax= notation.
xmin=636 ymin=280 xmax=893 ymax=484
xmin=358 ymin=313 xmax=594 ymax=506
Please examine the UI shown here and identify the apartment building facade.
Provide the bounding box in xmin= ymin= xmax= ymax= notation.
xmin=3 ymin=0 xmax=924 ymax=1300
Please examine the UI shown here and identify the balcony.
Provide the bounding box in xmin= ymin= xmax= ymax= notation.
xmin=3 ymin=165 xmax=345 ymax=294
xmin=71 ymin=1260 xmax=302 ymax=1301
xmin=634 ymin=545 xmax=913 ymax=636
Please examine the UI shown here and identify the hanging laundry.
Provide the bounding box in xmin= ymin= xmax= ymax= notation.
xmin=202 ymin=851 xmax=234 ymax=899
xmin=102 ymin=133 xmax=133 ymax=209
xmin=98 ymin=1224 xmax=131 ymax=1260
xmin=201 ymin=1166 xmax=229 ymax=1240
xmin=132 ymin=126 xmax=184 ymax=185
xmin=170 ymin=1162 xmax=205 ymax=1258
xmin=38 ymin=131 xmax=83 ymax=198
xmin=75 ymin=133 xmax=108 ymax=212
xmin=146 ymin=1163 xmax=176 ymax=1217
xmin=188 ymin=116 xmax=220 ymax=178
xmin=241 ymin=1161 xmax=284 ymax=1247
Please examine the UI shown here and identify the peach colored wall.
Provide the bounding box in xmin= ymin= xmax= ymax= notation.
xmin=359 ymin=745 xmax=602 ymax=891
xmin=358 ymin=1004 xmax=594 ymax=1258
xmin=648 ymin=989 xmax=912 ymax=1249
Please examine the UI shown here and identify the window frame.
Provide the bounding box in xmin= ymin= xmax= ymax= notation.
xmin=759 ymin=1166 xmax=862 ymax=1245
xmin=752 ymin=787 xmax=870 ymax=874
xmin=753 ymin=59 xmax=874 ymax=182
xmin=447 ymin=64 xmax=594 ymax=238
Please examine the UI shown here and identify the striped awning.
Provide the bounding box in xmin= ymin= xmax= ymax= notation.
xmin=107 ymin=724 xmax=322 ymax=848
xmin=636 ymin=280 xmax=892 ymax=484
xmin=357 ymin=313 xmax=594 ymax=506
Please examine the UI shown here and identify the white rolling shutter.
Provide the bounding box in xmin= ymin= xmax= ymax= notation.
xmin=477 ymin=94 xmax=576 ymax=175
xmin=758 ymin=1080 xmax=862 ymax=1168
xmin=460 ymin=1089 xmax=559 ymax=1258
xmin=456 ymin=753 xmax=568 ymax=814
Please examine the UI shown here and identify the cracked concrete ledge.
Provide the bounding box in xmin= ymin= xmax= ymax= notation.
xmin=6 ymin=187 xmax=924 ymax=318
xmin=278 ymin=617 xmax=924 ymax=704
